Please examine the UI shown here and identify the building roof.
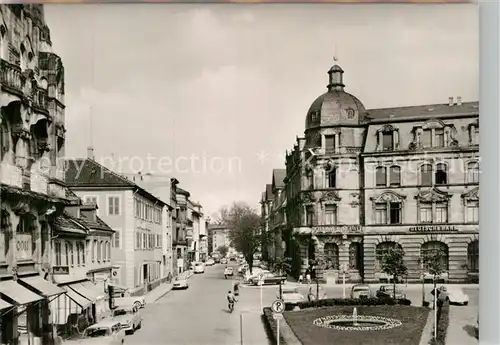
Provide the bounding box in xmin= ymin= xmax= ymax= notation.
xmin=79 ymin=214 xmax=114 ymax=232
xmin=54 ymin=213 xmax=88 ymax=235
xmin=272 ymin=169 xmax=286 ymax=190
xmin=176 ymin=187 xmax=190 ymax=197
xmin=265 ymin=184 xmax=273 ymax=201
xmin=65 ymin=158 xmax=166 ymax=206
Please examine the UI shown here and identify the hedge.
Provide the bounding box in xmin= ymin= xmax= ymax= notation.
xmin=296 ymin=297 xmax=412 ymax=309
xmin=262 ymin=307 xmax=287 ymax=345
xmin=429 ymin=301 xmax=450 ymax=345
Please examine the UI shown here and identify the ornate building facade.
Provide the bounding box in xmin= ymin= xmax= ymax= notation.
xmin=261 ymin=61 xmax=479 ymax=284
xmin=0 ymin=5 xmax=71 ymax=345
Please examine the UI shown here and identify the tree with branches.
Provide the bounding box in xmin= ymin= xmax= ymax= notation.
xmin=217 ymin=245 xmax=229 ymax=258
xmin=273 ymin=257 xmax=292 ymax=299
xmin=380 ymin=247 xmax=408 ymax=299
xmin=218 ymin=202 xmax=265 ymax=274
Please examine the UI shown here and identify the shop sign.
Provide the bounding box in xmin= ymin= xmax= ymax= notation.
xmin=15 ymin=234 xmax=32 ymax=260
xmin=409 ymin=225 xmax=459 ymax=233
xmin=312 ymin=225 xmax=362 ymax=235
xmin=53 ymin=266 xmax=70 ymax=275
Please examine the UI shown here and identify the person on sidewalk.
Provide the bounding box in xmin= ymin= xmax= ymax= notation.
xmin=298 ymin=274 xmax=303 ymax=284
xmin=227 ymin=290 xmax=237 ymax=311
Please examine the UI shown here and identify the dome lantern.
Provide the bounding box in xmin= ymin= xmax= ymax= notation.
xmin=327 ymin=64 xmax=345 ymax=92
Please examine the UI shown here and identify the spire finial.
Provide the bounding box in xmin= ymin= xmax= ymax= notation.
xmin=333 ymin=44 xmax=338 ymax=62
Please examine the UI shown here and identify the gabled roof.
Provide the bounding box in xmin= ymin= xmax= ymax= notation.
xmin=79 ymin=214 xmax=114 ymax=232
xmin=54 ymin=212 xmax=88 ymax=235
xmin=272 ymin=169 xmax=286 ymax=190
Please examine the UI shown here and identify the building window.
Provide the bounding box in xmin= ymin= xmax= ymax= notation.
xmin=467 ymin=162 xmax=479 ymax=184
xmin=389 ymin=166 xmax=401 ymax=186
xmin=419 ymin=202 xmax=432 ymax=223
xmin=82 ymin=241 xmax=86 ymax=265
xmin=177 ymin=248 xmax=182 ymax=259
xmin=324 ymin=243 xmax=339 ymax=270
xmin=108 ymin=196 xmax=120 ymax=215
xmin=382 ymin=132 xmax=394 ymax=151
xmin=85 ymin=196 xmax=97 ymax=204
xmin=324 ymin=205 xmax=337 ymax=225
xmin=65 ymin=242 xmax=70 ymax=266
xmin=375 ymin=167 xmax=386 ymax=187
xmin=421 ymin=129 xmax=431 ymax=147
xmin=467 ymin=240 xmax=479 ymax=272
xmin=435 ymin=202 xmax=448 ymax=223
xmin=435 ymin=163 xmax=448 ymax=185
xmin=305 ymin=206 xmax=314 ymax=227
xmin=389 ymin=202 xmax=402 ymax=224
xmin=114 ymin=229 xmax=121 ymax=248
xmin=434 ymin=128 xmax=445 ymax=147
xmin=375 ymin=242 xmax=403 ymax=270
xmin=325 ymin=135 xmax=335 ymax=153
xmin=374 ymin=203 xmax=387 ymax=224
xmin=326 ymin=167 xmax=336 ymax=188
xmin=135 ymin=232 xmax=140 ymax=249
xmin=420 ymin=164 xmax=432 ymax=186
xmin=143 ymin=233 xmax=146 ymax=249
xmin=107 ymin=242 xmax=111 ymax=261
xmin=97 ymin=241 xmax=101 ymax=261
xmin=466 ymin=200 xmax=479 ymax=223
xmin=349 ymin=242 xmax=362 ymax=270
xmin=421 ymin=241 xmax=449 ymax=271
xmin=54 ymin=241 xmax=61 ymax=266
xmin=76 ymin=243 xmax=81 ymax=266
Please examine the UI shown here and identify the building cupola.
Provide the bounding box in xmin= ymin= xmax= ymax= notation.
xmin=327 ymin=64 xmax=345 ymax=92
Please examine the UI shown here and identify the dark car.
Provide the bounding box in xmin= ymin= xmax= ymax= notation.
xmin=251 ymin=272 xmax=286 ymax=286
xmin=376 ymin=285 xmax=407 ymax=300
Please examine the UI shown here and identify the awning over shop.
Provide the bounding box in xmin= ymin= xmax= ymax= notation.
xmin=68 ymin=281 xmax=105 ymax=302
xmin=0 ymin=299 xmax=13 ymax=311
xmin=61 ymin=286 xmax=92 ymax=310
xmin=18 ymin=276 xmax=66 ymax=298
xmin=0 ymin=280 xmax=44 ymax=305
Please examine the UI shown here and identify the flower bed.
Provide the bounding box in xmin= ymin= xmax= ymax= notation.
xmin=284 ymin=305 xmax=429 ymax=345
xmin=297 ymin=297 xmax=411 ymax=310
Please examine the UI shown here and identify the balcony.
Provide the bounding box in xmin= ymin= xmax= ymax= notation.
xmin=0 ymin=59 xmax=24 ymax=97
xmin=32 ymin=86 xmax=49 ymax=115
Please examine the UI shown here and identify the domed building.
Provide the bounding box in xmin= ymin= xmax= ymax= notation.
xmin=261 ymin=60 xmax=480 ymax=284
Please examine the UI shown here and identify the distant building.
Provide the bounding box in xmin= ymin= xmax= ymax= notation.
xmin=207 ymin=224 xmax=233 ymax=255
xmin=260 ymin=61 xmax=479 ymax=284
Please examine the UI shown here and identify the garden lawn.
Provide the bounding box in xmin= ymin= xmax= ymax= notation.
xmin=284 ymin=306 xmax=429 ymax=345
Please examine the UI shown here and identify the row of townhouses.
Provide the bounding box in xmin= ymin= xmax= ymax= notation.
xmin=260 ymin=62 xmax=479 ymax=285
xmin=0 ymin=5 xmax=209 ymax=345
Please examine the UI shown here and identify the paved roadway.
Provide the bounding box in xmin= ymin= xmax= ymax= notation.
xmin=126 ymin=263 xmax=272 ymax=345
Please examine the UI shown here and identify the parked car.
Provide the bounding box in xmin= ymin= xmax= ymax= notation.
xmin=66 ymin=320 xmax=125 ymax=345
xmin=224 ymin=267 xmax=234 ymax=277
xmin=376 ymin=285 xmax=407 ymax=300
xmin=111 ymin=305 xmax=142 ymax=335
xmin=238 ymin=264 xmax=249 ymax=274
xmin=251 ymin=272 xmax=286 ymax=286
xmin=172 ymin=277 xmax=189 ymax=290
xmin=109 ymin=284 xmax=146 ymax=310
xmin=194 ymin=262 xmax=205 ymax=274
xmin=221 ymin=258 xmax=228 ymax=264
xmin=431 ymin=286 xmax=469 ymax=305
xmin=205 ymin=258 xmax=215 ymax=266
xmin=350 ymin=284 xmax=373 ymax=299
xmin=280 ymin=287 xmax=305 ymax=305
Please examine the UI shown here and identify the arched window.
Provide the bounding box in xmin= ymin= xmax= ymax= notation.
xmin=420 ymin=164 xmax=432 ymax=186
xmin=375 ymin=242 xmax=403 ymax=270
xmin=376 ymin=166 xmax=386 ymax=187
xmin=389 ymin=166 xmax=401 ymax=186
xmin=435 ymin=163 xmax=448 ymax=185
xmin=467 ymin=162 xmax=479 ymax=184
xmin=421 ymin=241 xmax=449 ymax=271
xmin=324 ymin=243 xmax=339 ymax=270
xmin=467 ymin=240 xmax=479 ymax=272
xmin=326 ymin=166 xmax=336 ymax=188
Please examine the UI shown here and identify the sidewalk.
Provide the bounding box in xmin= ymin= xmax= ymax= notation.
xmin=144 ymin=270 xmax=195 ymax=305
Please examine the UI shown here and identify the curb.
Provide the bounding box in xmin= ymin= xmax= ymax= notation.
xmin=151 ymin=285 xmax=174 ymax=304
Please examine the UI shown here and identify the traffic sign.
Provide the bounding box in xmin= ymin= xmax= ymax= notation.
xmin=258 ymin=273 xmax=264 ymax=280
xmin=271 ymin=299 xmax=285 ymax=313
xmin=272 ymin=313 xmax=283 ymax=320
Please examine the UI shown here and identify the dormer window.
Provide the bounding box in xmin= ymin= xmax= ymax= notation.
xmin=421 ymin=130 xmax=432 ymax=147
xmin=435 ymin=129 xmax=445 ymax=147
xmin=376 ymin=125 xmax=398 ymax=151
xmin=382 ymin=132 xmax=393 ymax=151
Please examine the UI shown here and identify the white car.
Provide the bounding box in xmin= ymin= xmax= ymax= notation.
xmin=205 ymin=259 xmax=215 ymax=266
xmin=194 ymin=262 xmax=205 ymax=274
xmin=111 ymin=305 xmax=142 ymax=335
xmin=280 ymin=287 xmax=305 ymax=305
xmin=66 ymin=320 xmax=125 ymax=345
xmin=172 ymin=277 xmax=189 ymax=290
xmin=110 ymin=285 xmax=146 ymax=310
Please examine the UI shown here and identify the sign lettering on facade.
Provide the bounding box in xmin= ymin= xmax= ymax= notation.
xmin=409 ymin=225 xmax=459 ymax=232
xmin=53 ymin=266 xmax=70 ymax=275
xmin=15 ymin=234 xmax=32 ymax=260
xmin=312 ymin=225 xmax=362 ymax=234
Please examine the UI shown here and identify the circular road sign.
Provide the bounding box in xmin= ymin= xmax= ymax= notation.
xmin=258 ymin=273 xmax=264 ymax=280
xmin=271 ymin=299 xmax=285 ymax=313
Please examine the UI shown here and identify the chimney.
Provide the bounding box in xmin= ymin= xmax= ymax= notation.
xmin=456 ymin=96 xmax=462 ymax=106
xmin=448 ymin=97 xmax=454 ymax=106
xmin=87 ymin=147 xmax=95 ymax=160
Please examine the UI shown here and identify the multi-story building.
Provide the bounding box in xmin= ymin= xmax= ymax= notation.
xmin=174 ymin=187 xmax=190 ymax=273
xmin=261 ymin=61 xmax=479 ymax=284
xmin=190 ymin=202 xmax=204 ymax=262
xmin=65 ymin=149 xmax=168 ymax=295
xmin=198 ymin=217 xmax=208 ymax=262
xmin=0 ymin=5 xmax=72 ymax=345
xmin=207 ymin=224 xmax=232 ymax=255
xmin=51 ymin=191 xmax=114 ymax=335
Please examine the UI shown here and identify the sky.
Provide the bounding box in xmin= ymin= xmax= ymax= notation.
xmin=43 ymin=4 xmax=478 ymax=218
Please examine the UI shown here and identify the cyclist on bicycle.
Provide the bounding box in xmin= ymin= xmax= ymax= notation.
xmin=227 ymin=290 xmax=237 ymax=311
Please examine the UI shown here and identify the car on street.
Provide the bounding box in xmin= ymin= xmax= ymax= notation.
xmin=350 ymin=284 xmax=373 ymax=299
xmin=376 ymin=285 xmax=407 ymax=300
xmin=224 ymin=267 xmax=234 ymax=277
xmin=194 ymin=262 xmax=205 ymax=274
xmin=172 ymin=277 xmax=189 ymax=290
xmin=221 ymin=258 xmax=228 ymax=264
xmin=109 ymin=284 xmax=146 ymax=310
xmin=205 ymin=258 xmax=215 ymax=266
xmin=68 ymin=320 xmax=126 ymax=345
xmin=251 ymin=272 xmax=286 ymax=286
xmin=279 ymin=287 xmax=305 ymax=305
xmin=111 ymin=305 xmax=142 ymax=335
xmin=237 ymin=264 xmax=249 ymax=274
xmin=431 ymin=285 xmax=469 ymax=305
